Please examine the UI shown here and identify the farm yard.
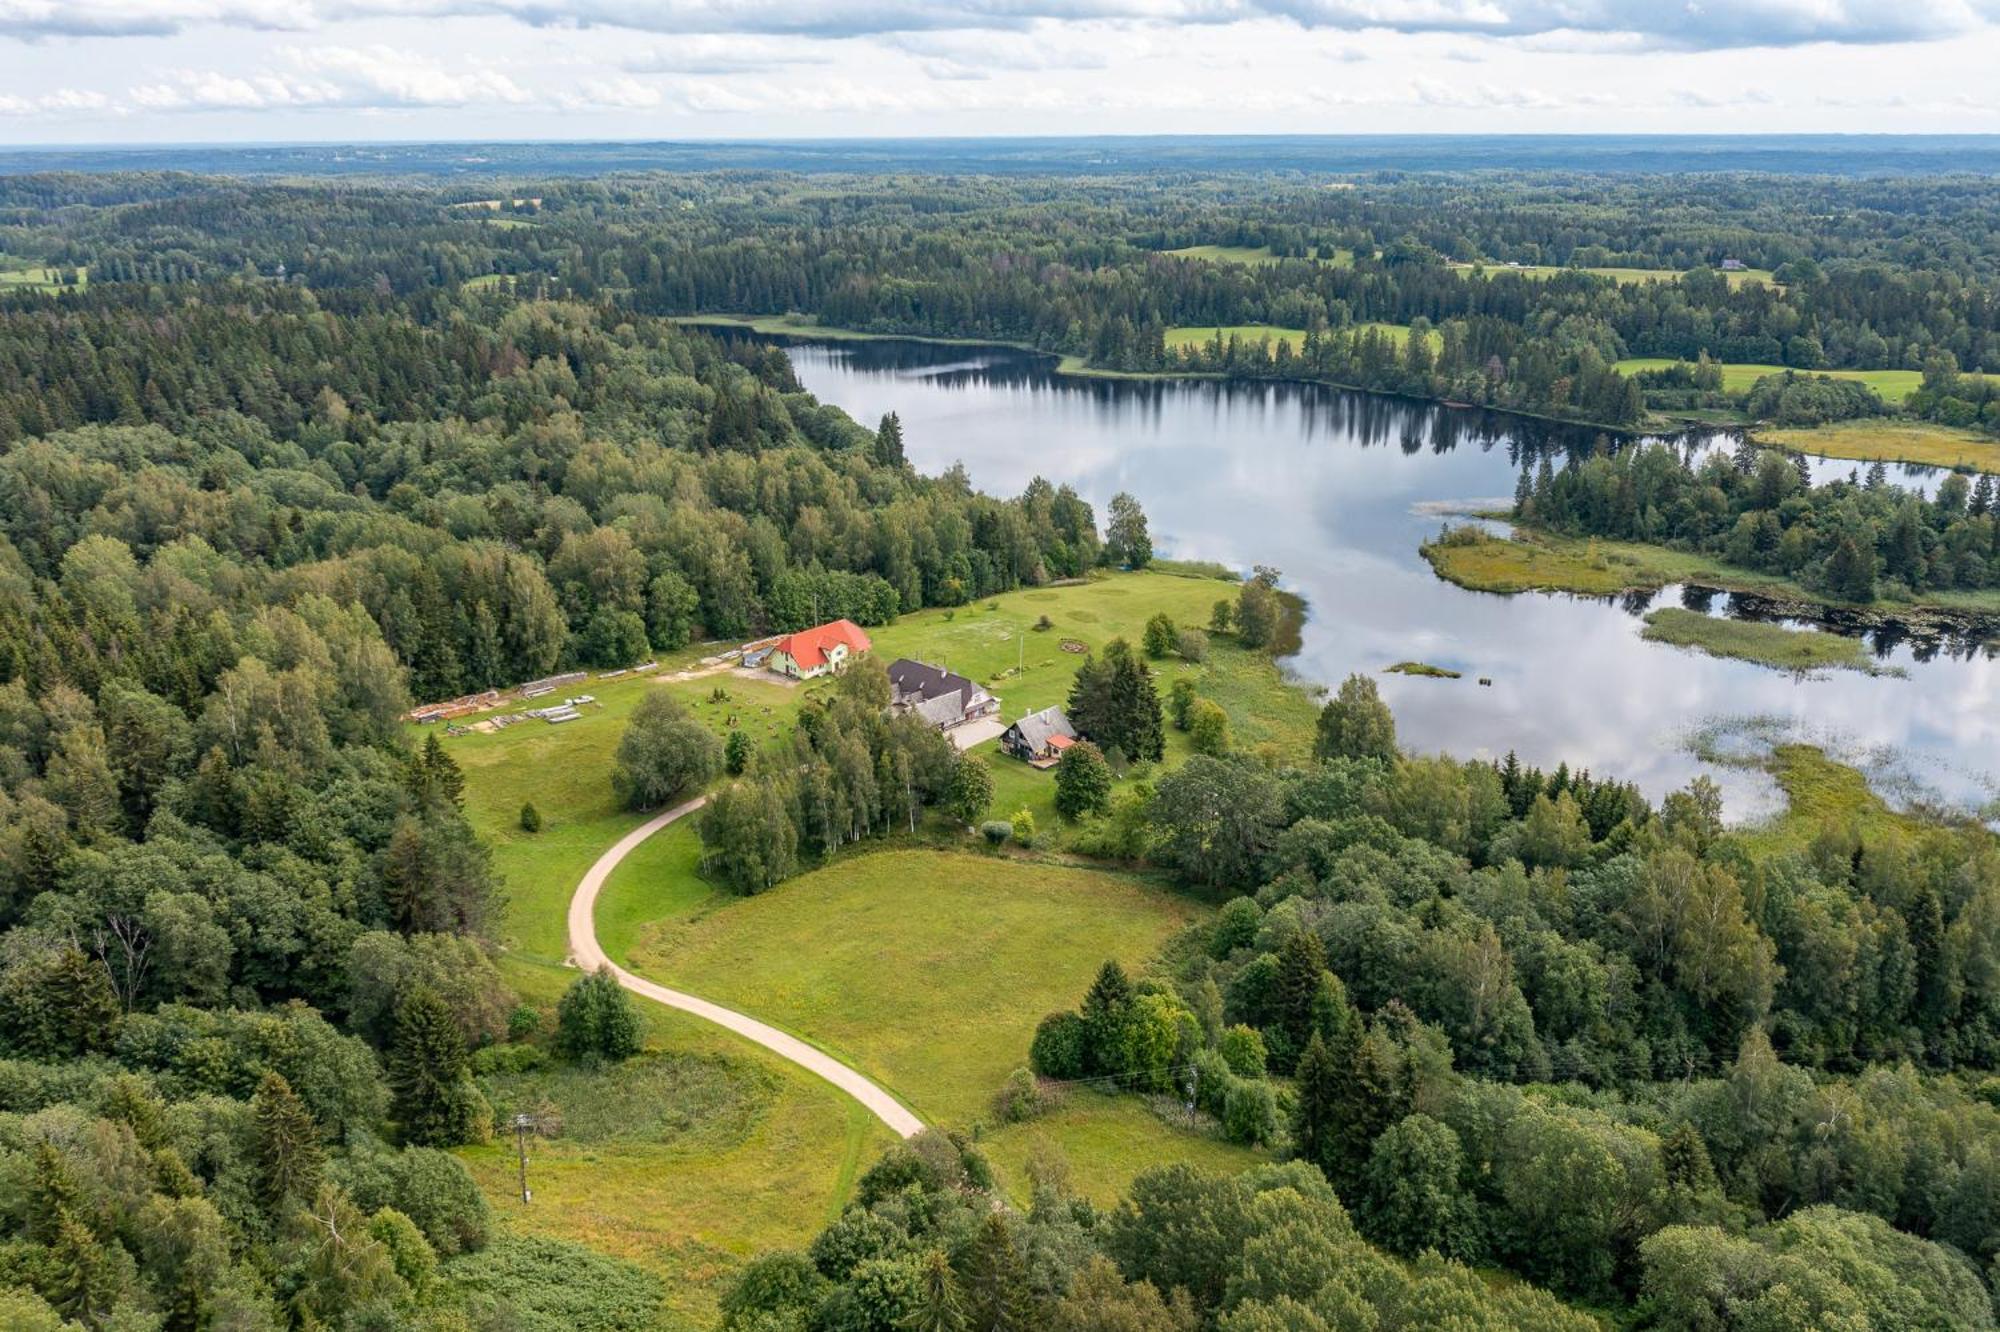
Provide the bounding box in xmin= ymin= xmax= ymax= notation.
xmin=420 ymin=567 xmax=1320 ymax=1310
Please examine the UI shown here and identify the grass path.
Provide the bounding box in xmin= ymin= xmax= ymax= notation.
xmin=567 ymin=794 xmax=926 ymax=1139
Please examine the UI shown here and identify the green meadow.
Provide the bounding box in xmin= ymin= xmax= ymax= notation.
xmin=1615 ymin=357 xmax=1923 ymax=402
xmin=1163 ymin=243 xmax=1357 ymax=267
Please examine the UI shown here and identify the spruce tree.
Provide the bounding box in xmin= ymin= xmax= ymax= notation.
xmin=388 ymin=985 xmax=478 ymax=1147
xmin=874 ymin=411 xmax=906 ymax=467
xmin=906 ymin=1249 xmax=970 ymax=1332
xmin=252 ymin=1070 xmax=325 ymax=1216
xmin=1292 ymin=1031 xmax=1339 ymax=1174
xmin=1274 ymin=930 xmax=1328 ymax=1066
xmin=962 ymin=1213 xmax=1038 ymax=1332
xmin=1080 ymin=960 xmax=1134 ymax=1076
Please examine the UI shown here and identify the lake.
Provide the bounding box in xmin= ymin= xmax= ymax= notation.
xmin=777 ymin=337 xmax=1999 ymax=822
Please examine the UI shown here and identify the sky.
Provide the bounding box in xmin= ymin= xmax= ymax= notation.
xmin=3 ymin=1 xmax=2000 ymax=143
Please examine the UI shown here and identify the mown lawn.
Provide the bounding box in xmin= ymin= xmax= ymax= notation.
xmin=1615 ymin=357 xmax=1922 ymax=403
xmin=1758 ymin=420 xmax=2000 ymax=471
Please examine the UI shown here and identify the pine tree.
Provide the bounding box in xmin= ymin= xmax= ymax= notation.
xmin=252 ymin=1070 xmax=325 ymax=1216
xmin=418 ymin=732 xmax=465 ymax=808
xmin=28 ymin=1143 xmax=81 ymax=1245
xmin=388 ymin=985 xmax=478 ymax=1147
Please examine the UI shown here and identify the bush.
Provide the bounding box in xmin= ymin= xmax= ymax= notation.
xmin=980 ymin=819 xmax=1013 ymax=845
xmin=1142 ymin=613 xmax=1177 ymax=658
xmin=1169 ymin=678 xmax=1197 ymax=730
xmin=1188 ymin=698 xmax=1231 ymax=756
xmin=724 ymin=729 xmax=752 ymax=776
xmin=1210 ymin=896 xmax=1263 ymax=959
xmin=992 ymin=1066 xmax=1055 ymax=1123
xmin=1176 ymin=628 xmax=1209 ymax=663
xmin=1223 ymin=1078 xmax=1278 ymax=1145
xmin=506 ymin=1004 xmax=543 ymax=1042
xmin=519 ymin=801 xmax=542 ymax=833
xmin=472 ymin=1043 xmax=547 ymax=1075
xmin=1218 ymin=1025 xmax=1269 ymax=1078
xmin=1030 ymin=1011 xmax=1088 ymax=1080
xmin=555 ymin=968 xmax=641 ymax=1063
xmin=1011 ymin=807 xmax=1037 ymax=845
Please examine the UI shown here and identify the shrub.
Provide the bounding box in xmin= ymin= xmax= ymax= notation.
xmin=1211 ymin=897 xmax=1263 ymax=959
xmin=506 ymin=1004 xmax=543 ymax=1042
xmin=981 ymin=820 xmax=1013 ymax=846
xmin=1169 ymin=678 xmax=1197 ymax=730
xmin=555 ymin=968 xmax=641 ymax=1063
xmin=1176 ymin=628 xmax=1209 ymax=663
xmin=1142 ymin=613 xmax=1177 ymax=658
xmin=724 ymin=729 xmax=752 ymax=776
xmin=992 ymin=1066 xmax=1055 ymax=1123
xmin=1218 ymin=1025 xmax=1269 ymax=1078
xmin=1188 ymin=698 xmax=1231 ymax=756
xmin=1034 ymin=614 xmax=1054 ymax=631
xmin=519 ymin=801 xmax=542 ymax=833
xmin=1223 ymin=1078 xmax=1278 ymax=1145
xmin=1011 ymin=807 xmax=1037 ymax=845
xmin=1030 ymin=1012 xmax=1088 ymax=1080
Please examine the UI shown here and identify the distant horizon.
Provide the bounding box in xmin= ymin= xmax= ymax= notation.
xmin=9 ymin=132 xmax=2000 ymax=179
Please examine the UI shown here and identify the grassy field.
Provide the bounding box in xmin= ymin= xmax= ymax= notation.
xmin=1422 ymin=526 xmax=2000 ymax=615
xmin=1615 ymin=357 xmax=1922 ymax=403
xmin=1640 ymin=608 xmax=1896 ymax=676
xmin=429 ymin=568 xmax=1315 ymax=1305
xmin=433 ymin=658 xmax=889 ymax=1326
xmin=0 ymin=263 xmax=86 ymax=291
xmin=1458 ymin=263 xmax=1777 ymax=290
xmin=1165 ymin=321 xmax=1441 ymax=358
xmin=606 ymin=844 xmax=1264 ymax=1206
xmin=1163 ymin=244 xmax=1356 ymax=267
xmin=1758 ymin=420 xmax=2000 ymax=471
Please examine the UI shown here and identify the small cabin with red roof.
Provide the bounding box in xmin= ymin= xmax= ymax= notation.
xmin=767 ymin=619 xmax=872 ymax=679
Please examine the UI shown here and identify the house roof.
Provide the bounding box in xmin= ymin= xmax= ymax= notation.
xmin=887 ymin=658 xmax=977 ymax=705
xmin=914 ymin=690 xmax=966 ymax=728
xmin=1046 ymin=733 xmax=1076 ymax=752
xmin=773 ymin=619 xmax=872 ymax=672
xmin=1006 ymin=705 xmax=1076 ymax=753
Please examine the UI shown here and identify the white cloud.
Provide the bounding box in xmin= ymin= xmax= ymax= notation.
xmin=132 ymin=44 xmax=531 ymax=111
xmin=6 ymin=0 xmax=1995 ymax=48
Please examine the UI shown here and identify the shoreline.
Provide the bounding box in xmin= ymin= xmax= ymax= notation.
xmin=1420 ymin=523 xmax=2000 ymax=635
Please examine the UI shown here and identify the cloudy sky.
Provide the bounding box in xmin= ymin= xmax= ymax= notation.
xmin=2 ymin=1 xmax=1999 ymax=142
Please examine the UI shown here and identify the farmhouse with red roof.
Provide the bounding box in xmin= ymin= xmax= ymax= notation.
xmin=766 ymin=619 xmax=872 ymax=679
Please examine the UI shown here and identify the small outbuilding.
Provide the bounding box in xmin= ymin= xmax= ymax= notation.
xmin=1001 ymin=705 xmax=1078 ymax=767
xmin=767 ymin=619 xmax=872 ymax=679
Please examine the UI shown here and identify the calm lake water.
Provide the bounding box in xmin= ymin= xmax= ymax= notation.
xmin=778 ymin=338 xmax=2000 ymax=822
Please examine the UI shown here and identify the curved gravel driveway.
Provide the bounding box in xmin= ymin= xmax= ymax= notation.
xmin=565 ymin=794 xmax=924 ymax=1139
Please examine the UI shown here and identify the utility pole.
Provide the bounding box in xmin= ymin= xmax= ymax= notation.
xmin=1185 ymin=1065 xmax=1199 ymax=1129
xmin=512 ymin=1113 xmax=535 ymax=1204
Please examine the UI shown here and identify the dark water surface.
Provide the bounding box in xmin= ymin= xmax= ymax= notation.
xmin=781 ymin=338 xmax=1999 ymax=821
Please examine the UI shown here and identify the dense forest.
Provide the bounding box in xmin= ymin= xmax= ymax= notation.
xmin=1509 ymin=442 xmax=2000 ymax=602
xmin=3 ymin=165 xmax=2000 ymax=1330
xmin=724 ymin=678 xmax=2000 ymax=1329
xmin=12 ymin=169 xmax=2000 ymax=428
